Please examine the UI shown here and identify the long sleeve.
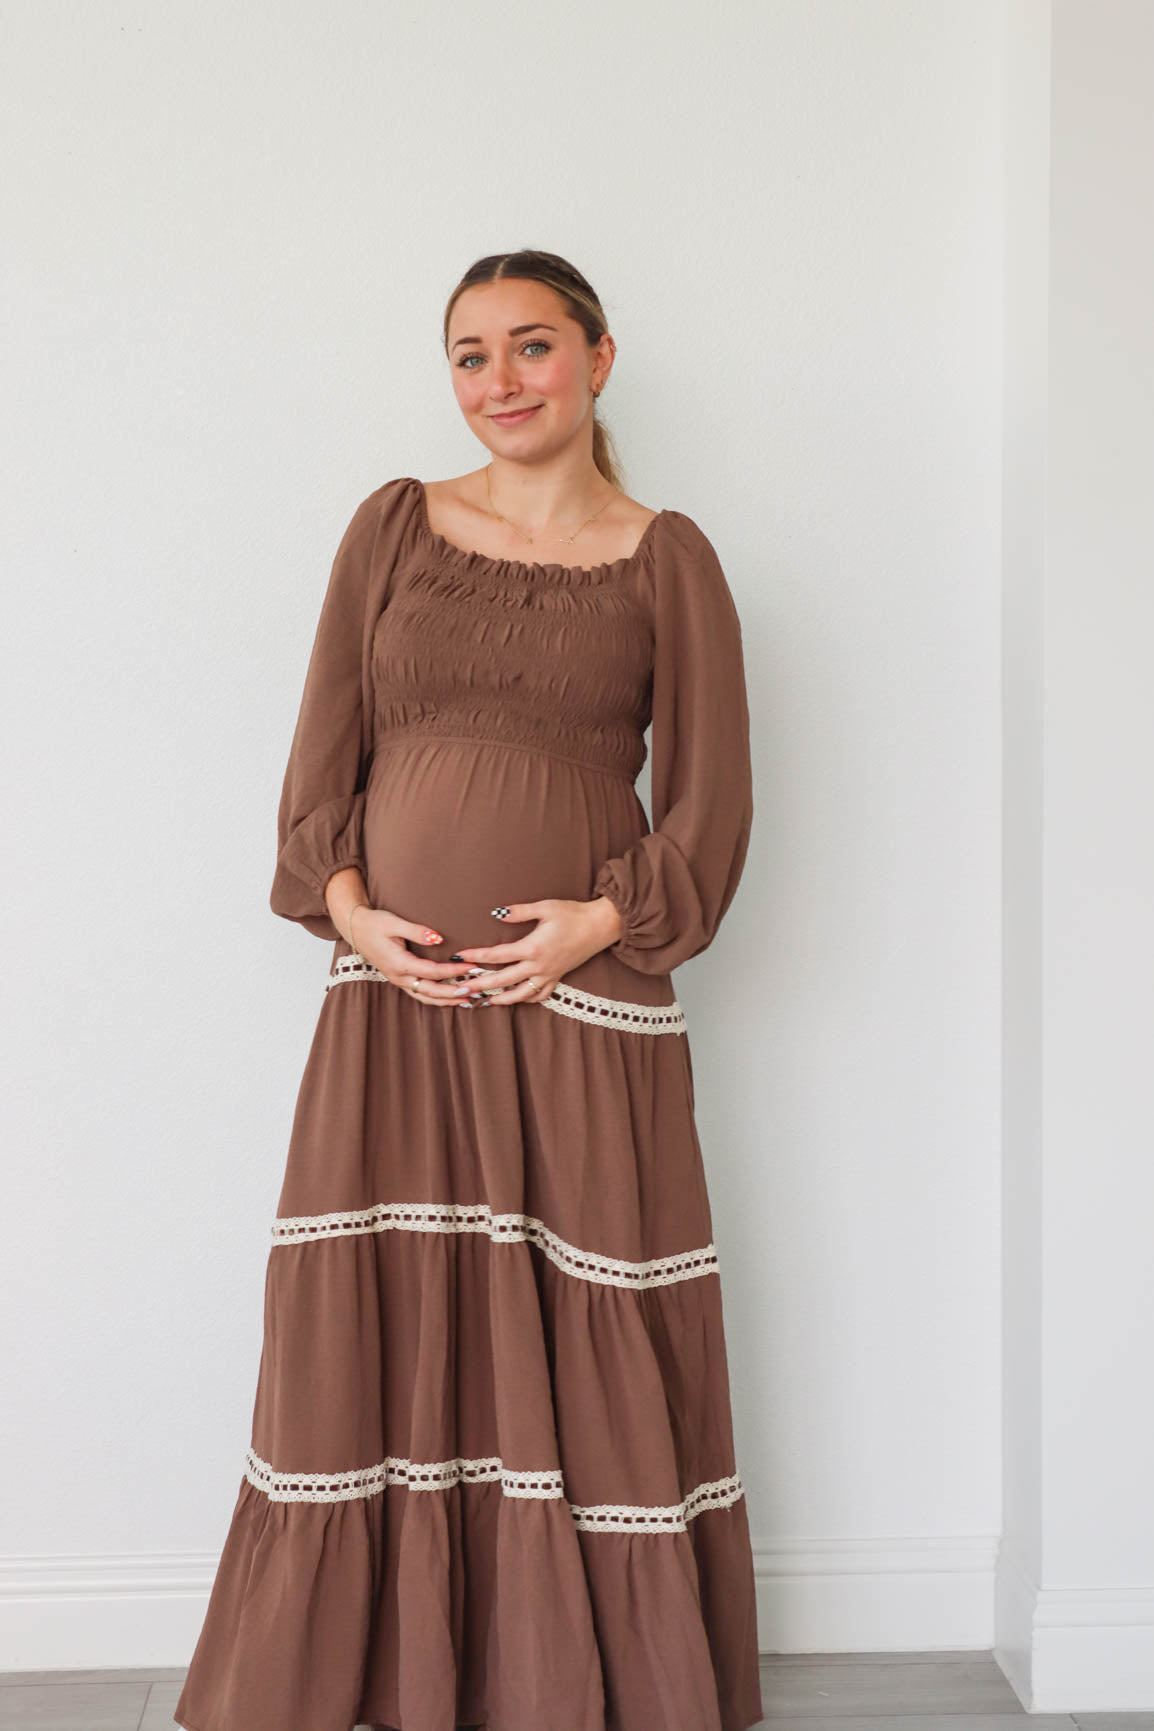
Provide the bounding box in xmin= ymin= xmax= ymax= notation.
xmin=269 ymin=479 xmax=407 ymax=942
xmin=591 ymin=510 xmax=754 ymax=975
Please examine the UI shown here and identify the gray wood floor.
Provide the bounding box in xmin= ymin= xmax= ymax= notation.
xmin=0 ymin=1653 xmax=1151 ymax=1730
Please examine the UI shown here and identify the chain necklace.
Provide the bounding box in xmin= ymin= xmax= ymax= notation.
xmin=484 ymin=463 xmax=618 ymax=547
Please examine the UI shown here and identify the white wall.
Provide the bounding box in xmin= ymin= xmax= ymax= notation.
xmin=999 ymin=0 xmax=1154 ymax=1711
xmin=6 ymin=0 xmax=1139 ymax=1705
xmin=999 ymin=0 xmax=1050 ymax=1695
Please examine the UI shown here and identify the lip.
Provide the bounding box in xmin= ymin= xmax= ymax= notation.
xmin=488 ymin=404 xmax=543 ymax=425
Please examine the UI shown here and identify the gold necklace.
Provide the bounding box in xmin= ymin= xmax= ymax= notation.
xmin=485 ymin=463 xmax=618 ymax=546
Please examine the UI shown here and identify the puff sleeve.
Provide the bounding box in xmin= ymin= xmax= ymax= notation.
xmin=591 ymin=510 xmax=754 ymax=975
xmin=269 ymin=485 xmax=393 ymax=942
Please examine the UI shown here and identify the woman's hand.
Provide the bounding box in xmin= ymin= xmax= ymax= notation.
xmin=348 ymin=906 xmax=483 ymax=1010
xmin=415 ymin=897 xmax=625 ymax=1009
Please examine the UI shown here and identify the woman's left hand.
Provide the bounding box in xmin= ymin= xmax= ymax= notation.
xmin=426 ymin=897 xmax=624 ymax=1007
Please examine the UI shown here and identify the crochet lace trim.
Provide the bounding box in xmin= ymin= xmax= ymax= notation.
xmin=326 ymin=950 xmax=686 ymax=1035
xmin=244 ymin=1446 xmax=744 ymax=1531
xmin=271 ymin=1199 xmax=719 ymax=1290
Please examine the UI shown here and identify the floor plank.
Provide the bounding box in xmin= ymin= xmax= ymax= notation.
xmin=0 ymin=1655 xmax=1147 ymax=1729
xmin=1072 ymin=1720 xmax=1154 ymax=1730
xmin=0 ymin=1679 xmax=150 ymax=1730
xmin=759 ymin=1653 xmax=1026 ymax=1717
xmin=762 ymin=1721 xmax=1078 ymax=1731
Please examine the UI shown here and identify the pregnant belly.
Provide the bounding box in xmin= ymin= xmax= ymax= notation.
xmin=362 ymin=737 xmax=646 ymax=962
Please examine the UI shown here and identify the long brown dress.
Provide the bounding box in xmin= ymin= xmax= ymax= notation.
xmin=174 ymin=475 xmax=762 ymax=1731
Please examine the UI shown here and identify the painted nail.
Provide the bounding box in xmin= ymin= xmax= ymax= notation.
xmin=423 ymin=930 xmax=443 ymax=944
xmin=448 ymin=953 xmax=465 ymax=962
xmin=490 ymin=907 xmax=510 ymax=920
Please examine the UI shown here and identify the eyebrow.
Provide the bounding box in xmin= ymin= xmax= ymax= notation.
xmin=450 ymin=323 xmax=558 ymax=351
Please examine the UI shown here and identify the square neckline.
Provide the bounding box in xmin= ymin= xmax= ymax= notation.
xmin=409 ymin=477 xmax=665 ymax=580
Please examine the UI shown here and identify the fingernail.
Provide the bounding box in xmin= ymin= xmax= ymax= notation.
xmin=424 ymin=930 xmax=443 ymax=944
xmin=490 ymin=907 xmax=509 ymax=920
xmin=448 ymin=953 xmax=465 ymax=962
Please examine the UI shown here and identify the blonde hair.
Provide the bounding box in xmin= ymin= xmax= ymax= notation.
xmin=442 ymin=249 xmax=624 ymax=490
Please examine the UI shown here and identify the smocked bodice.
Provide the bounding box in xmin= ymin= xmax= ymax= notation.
xmin=371 ymin=553 xmax=656 ymax=782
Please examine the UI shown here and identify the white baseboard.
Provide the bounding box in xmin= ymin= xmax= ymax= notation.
xmin=752 ymin=1531 xmax=1000 ymax=1654
xmin=0 ymin=1536 xmax=1004 ymax=1670
xmin=0 ymin=1553 xmax=217 ymax=1670
xmin=995 ymin=1535 xmax=1154 ymax=1713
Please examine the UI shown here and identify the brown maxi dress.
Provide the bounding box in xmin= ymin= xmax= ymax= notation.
xmin=174 ymin=474 xmax=762 ymax=1731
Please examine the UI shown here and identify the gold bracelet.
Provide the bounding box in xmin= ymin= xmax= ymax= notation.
xmin=346 ymin=902 xmax=368 ymax=948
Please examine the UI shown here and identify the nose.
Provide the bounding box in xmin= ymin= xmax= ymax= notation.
xmin=487 ymin=361 xmax=518 ymax=397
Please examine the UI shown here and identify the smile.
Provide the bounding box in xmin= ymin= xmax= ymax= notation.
xmin=488 ymin=405 xmax=543 ymax=425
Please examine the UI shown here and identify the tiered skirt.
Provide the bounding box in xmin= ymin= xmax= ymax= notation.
xmin=174 ymin=950 xmax=763 ymax=1731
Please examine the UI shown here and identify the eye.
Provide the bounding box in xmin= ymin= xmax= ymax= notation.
xmin=455 ymin=338 xmax=552 ymax=370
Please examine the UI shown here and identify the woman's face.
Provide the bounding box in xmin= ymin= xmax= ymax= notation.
xmin=446 ymin=278 xmax=612 ymax=461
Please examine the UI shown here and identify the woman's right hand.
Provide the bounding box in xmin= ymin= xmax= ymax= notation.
xmin=348 ymin=905 xmax=488 ymax=1010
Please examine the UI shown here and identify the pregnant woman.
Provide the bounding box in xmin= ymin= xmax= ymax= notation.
xmin=175 ymin=249 xmax=762 ymax=1731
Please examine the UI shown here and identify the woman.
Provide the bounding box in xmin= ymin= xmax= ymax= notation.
xmin=175 ymin=249 xmax=762 ymax=1731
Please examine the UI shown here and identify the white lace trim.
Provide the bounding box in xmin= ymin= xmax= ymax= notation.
xmin=535 ymin=979 xmax=687 ymax=1034
xmin=244 ymin=1446 xmax=744 ymax=1531
xmin=325 ymin=951 xmax=686 ymax=1035
xmin=271 ymin=1200 xmax=719 ymax=1289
